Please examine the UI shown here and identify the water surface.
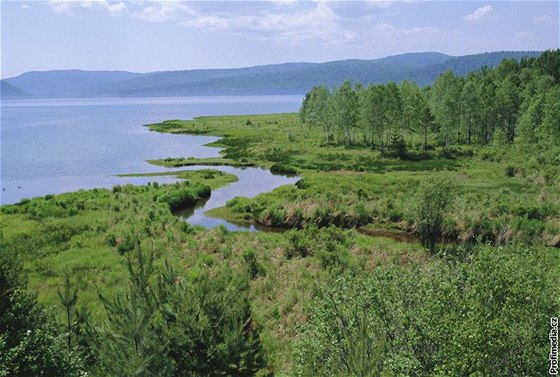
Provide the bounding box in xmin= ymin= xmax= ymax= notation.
xmin=173 ymin=165 xmax=299 ymax=231
xmin=1 ymin=96 xmax=301 ymax=206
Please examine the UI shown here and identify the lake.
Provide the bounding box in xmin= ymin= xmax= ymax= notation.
xmin=1 ymin=96 xmax=302 ymax=228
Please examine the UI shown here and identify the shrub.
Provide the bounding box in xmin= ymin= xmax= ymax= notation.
xmin=285 ymin=229 xmax=313 ymax=259
xmin=242 ymin=249 xmax=265 ymax=279
xmin=413 ymin=178 xmax=456 ymax=252
xmin=227 ymin=197 xmax=254 ymax=213
xmin=295 ymin=246 xmax=557 ymax=376
xmin=270 ymin=163 xmax=298 ymax=175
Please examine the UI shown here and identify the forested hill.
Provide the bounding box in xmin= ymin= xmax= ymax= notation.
xmin=3 ymin=51 xmax=541 ymax=98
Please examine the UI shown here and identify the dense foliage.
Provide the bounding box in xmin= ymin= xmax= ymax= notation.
xmin=0 ymin=245 xmax=84 ymax=376
xmin=300 ymin=49 xmax=560 ymax=161
xmin=93 ymin=246 xmax=265 ymax=377
xmin=1 ymin=178 xmax=269 ymax=376
xmin=295 ymin=246 xmax=557 ymax=376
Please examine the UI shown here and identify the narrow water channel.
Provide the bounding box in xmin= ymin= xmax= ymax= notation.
xmin=172 ymin=165 xmax=299 ymax=231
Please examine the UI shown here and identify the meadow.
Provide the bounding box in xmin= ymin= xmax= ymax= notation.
xmin=148 ymin=113 xmax=560 ymax=248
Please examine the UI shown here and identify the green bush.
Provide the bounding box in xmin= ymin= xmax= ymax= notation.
xmin=295 ymin=246 xmax=557 ymax=376
xmin=270 ymin=163 xmax=298 ymax=175
xmin=413 ymin=178 xmax=456 ymax=252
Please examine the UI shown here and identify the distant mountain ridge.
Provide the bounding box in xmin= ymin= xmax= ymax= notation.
xmin=2 ymin=51 xmax=542 ymax=99
xmin=1 ymin=80 xmax=29 ymax=98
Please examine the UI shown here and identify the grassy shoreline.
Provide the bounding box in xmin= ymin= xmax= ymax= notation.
xmin=147 ymin=157 xmax=254 ymax=168
xmin=146 ymin=113 xmax=560 ymax=247
xmin=116 ymin=168 xmax=239 ymax=190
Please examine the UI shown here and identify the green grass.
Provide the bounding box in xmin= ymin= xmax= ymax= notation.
xmin=1 ymin=178 xmax=212 ymax=319
xmin=117 ymin=168 xmax=239 ymax=189
xmin=2 ymin=114 xmax=560 ymax=374
xmin=0 ymin=175 xmax=437 ymax=373
xmin=147 ymin=157 xmax=254 ymax=168
xmin=146 ymin=114 xmax=560 ymax=246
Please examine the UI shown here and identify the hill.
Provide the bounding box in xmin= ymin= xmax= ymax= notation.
xmin=3 ymin=51 xmax=542 ymax=98
xmin=4 ymin=70 xmax=142 ymax=98
xmin=1 ymin=80 xmax=29 ymax=99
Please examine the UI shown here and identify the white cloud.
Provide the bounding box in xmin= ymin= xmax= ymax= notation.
xmin=48 ymin=1 xmax=128 ymax=16
xmin=46 ymin=0 xmax=348 ymax=44
xmin=133 ymin=1 xmax=193 ymax=22
xmin=372 ymin=23 xmax=438 ymax=36
xmin=463 ymin=5 xmax=495 ymax=22
xmin=364 ymin=0 xmax=395 ymax=9
xmin=177 ymin=2 xmax=351 ymax=45
xmin=373 ymin=23 xmax=395 ymax=32
xmin=402 ymin=26 xmax=438 ymax=36
xmin=21 ymin=4 xmax=30 ymax=9
xmin=366 ymin=22 xmax=441 ymax=49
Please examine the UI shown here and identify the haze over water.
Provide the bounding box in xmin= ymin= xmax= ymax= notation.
xmin=1 ymin=96 xmax=301 ymax=205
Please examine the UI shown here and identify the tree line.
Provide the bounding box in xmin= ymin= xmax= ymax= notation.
xmin=300 ymin=50 xmax=560 ymax=160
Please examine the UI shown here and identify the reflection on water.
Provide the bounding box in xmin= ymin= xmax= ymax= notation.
xmin=172 ymin=165 xmax=299 ymax=231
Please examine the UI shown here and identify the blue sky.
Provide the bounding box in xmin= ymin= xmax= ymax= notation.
xmin=1 ymin=1 xmax=558 ymax=78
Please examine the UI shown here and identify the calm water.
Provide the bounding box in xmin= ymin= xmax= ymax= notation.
xmin=1 ymin=96 xmax=301 ymax=229
xmin=174 ymin=165 xmax=299 ymax=231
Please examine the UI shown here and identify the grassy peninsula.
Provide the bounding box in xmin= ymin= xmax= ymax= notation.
xmin=117 ymin=168 xmax=239 ymax=189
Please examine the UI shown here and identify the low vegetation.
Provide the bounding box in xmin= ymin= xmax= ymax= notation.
xmin=117 ymin=168 xmax=239 ymax=189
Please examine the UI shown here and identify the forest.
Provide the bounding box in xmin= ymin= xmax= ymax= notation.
xmin=300 ymin=50 xmax=559 ymax=155
xmin=1 ymin=50 xmax=559 ymax=376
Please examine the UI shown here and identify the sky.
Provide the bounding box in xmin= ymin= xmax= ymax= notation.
xmin=1 ymin=0 xmax=559 ymax=78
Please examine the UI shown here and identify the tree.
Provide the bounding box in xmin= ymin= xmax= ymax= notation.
xmin=413 ymin=178 xmax=456 ymax=252
xmin=58 ymin=273 xmax=78 ymax=350
xmin=419 ymin=87 xmax=435 ymax=150
xmin=386 ymin=132 xmax=407 ymax=159
xmin=516 ymin=93 xmax=545 ymax=149
xmin=535 ymin=49 xmax=560 ymax=83
xmin=95 ymin=244 xmax=172 ymax=377
xmin=331 ymin=80 xmax=359 ymax=146
xmin=299 ymin=50 xmax=560 ymax=151
xmin=399 ymin=81 xmax=424 ymax=146
xmin=495 ymin=74 xmax=520 ymax=143
xmin=430 ymin=71 xmax=463 ymax=147
xmin=300 ymin=85 xmax=332 ymax=143
xmin=460 ymin=77 xmax=481 ymax=145
xmin=534 ymin=86 xmax=560 ymax=164
xmin=359 ymin=84 xmax=387 ymax=148
xmin=94 ymin=243 xmax=265 ymax=377
xmin=384 ymin=82 xmax=403 ymax=146
xmin=0 ymin=245 xmax=84 ymax=376
xmin=476 ymin=69 xmax=499 ymax=144
xmin=159 ymin=265 xmax=265 ymax=377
